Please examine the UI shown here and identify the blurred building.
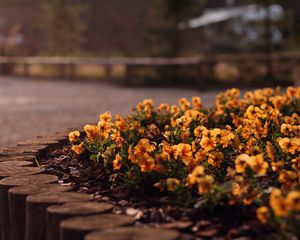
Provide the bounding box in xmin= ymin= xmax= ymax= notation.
xmin=180 ymin=3 xmax=284 ymax=53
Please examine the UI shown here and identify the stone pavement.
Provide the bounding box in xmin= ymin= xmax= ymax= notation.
xmin=0 ymin=77 xmax=219 ymax=148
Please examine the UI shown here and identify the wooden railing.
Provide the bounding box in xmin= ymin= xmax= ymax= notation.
xmin=0 ymin=53 xmax=299 ymax=86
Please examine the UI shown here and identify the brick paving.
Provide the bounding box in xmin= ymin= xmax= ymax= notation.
xmin=0 ymin=77 xmax=219 ymax=148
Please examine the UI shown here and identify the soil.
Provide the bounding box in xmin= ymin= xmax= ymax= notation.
xmin=41 ymin=143 xmax=275 ymax=240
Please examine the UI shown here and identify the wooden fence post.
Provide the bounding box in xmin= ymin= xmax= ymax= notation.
xmin=104 ymin=65 xmax=112 ymax=80
xmin=23 ymin=64 xmax=29 ymax=78
xmin=293 ymin=65 xmax=300 ymax=87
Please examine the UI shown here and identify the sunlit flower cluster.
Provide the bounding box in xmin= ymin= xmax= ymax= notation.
xmin=69 ymin=87 xmax=300 ymax=235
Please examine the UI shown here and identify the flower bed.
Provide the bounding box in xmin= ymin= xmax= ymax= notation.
xmin=43 ymin=87 xmax=300 ymax=239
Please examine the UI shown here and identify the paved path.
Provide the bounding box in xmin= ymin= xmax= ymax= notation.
xmin=0 ymin=77 xmax=219 ymax=148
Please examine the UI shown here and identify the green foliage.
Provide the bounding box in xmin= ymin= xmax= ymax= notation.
xmin=147 ymin=0 xmax=206 ymax=57
xmin=39 ymin=0 xmax=88 ymax=55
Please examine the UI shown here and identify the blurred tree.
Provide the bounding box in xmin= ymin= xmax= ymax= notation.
xmin=39 ymin=0 xmax=88 ymax=56
xmin=147 ymin=0 xmax=206 ymax=57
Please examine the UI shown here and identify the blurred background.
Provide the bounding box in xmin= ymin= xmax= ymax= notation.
xmin=0 ymin=0 xmax=299 ymax=147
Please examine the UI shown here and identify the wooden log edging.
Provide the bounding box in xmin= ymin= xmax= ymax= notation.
xmin=47 ymin=202 xmax=113 ymax=240
xmin=26 ymin=192 xmax=94 ymax=240
xmin=60 ymin=214 xmax=135 ymax=240
xmin=9 ymin=184 xmax=73 ymax=240
xmin=0 ymin=130 xmax=180 ymax=240
xmin=84 ymin=226 xmax=180 ymax=240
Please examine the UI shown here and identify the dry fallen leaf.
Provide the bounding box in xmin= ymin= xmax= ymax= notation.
xmin=158 ymin=221 xmax=194 ymax=230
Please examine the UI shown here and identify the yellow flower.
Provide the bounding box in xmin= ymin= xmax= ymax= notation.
xmin=98 ymin=121 xmax=111 ymax=138
xmin=291 ymin=157 xmax=300 ymax=170
xmin=231 ymin=176 xmax=248 ymax=197
xmin=278 ymin=137 xmax=299 ymax=154
xmin=271 ymin=161 xmax=284 ymax=172
xmin=170 ymin=105 xmax=180 ymax=115
xmin=292 ymin=125 xmax=300 ymax=137
xmin=219 ymin=129 xmax=235 ymax=148
xmin=278 ymin=170 xmax=298 ymax=188
xmin=84 ymin=124 xmax=100 ymax=141
xmin=166 ymin=178 xmax=180 ymax=191
xmin=143 ymin=99 xmax=154 ymax=107
xmin=187 ymin=165 xmax=205 ymax=186
xmin=246 ymin=154 xmax=268 ymax=175
xmin=113 ymin=154 xmax=122 ymax=170
xmin=139 ymin=155 xmax=156 ymax=172
xmin=280 ymin=123 xmax=292 ymax=136
xmin=99 ymin=111 xmax=112 ymax=122
xmin=207 ymin=151 xmax=224 ymax=168
xmin=175 ymin=115 xmax=192 ymax=127
xmin=191 ymin=96 xmax=202 ymax=109
xmin=198 ymin=175 xmax=214 ymax=193
xmin=173 ymin=143 xmax=193 ymax=166
xmin=194 ymin=150 xmax=206 ymax=163
xmin=269 ymin=188 xmax=289 ymax=217
xmin=157 ymin=103 xmax=170 ymax=114
xmin=235 ymin=154 xmax=249 ymax=173
xmin=266 ymin=141 xmax=275 ymax=161
xmin=287 ymin=86 xmax=299 ymax=99
xmin=178 ymin=98 xmax=191 ymax=111
xmin=134 ymin=138 xmax=156 ymax=156
xmin=243 ymin=191 xmax=258 ymax=205
xmin=71 ymin=142 xmax=84 ymax=155
xmin=256 ymin=206 xmax=269 ymax=224
xmin=68 ymin=131 xmax=80 ymax=142
xmin=211 ymin=128 xmax=221 ymax=139
xmin=194 ymin=126 xmax=206 ymax=138
xmin=286 ymin=191 xmax=300 ymax=212
xmin=200 ymin=137 xmax=216 ymax=151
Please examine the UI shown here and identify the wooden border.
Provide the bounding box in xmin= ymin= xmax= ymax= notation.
xmin=0 ymin=130 xmax=180 ymax=240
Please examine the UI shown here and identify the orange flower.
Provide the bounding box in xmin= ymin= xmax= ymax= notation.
xmin=286 ymin=191 xmax=300 ymax=211
xmin=68 ymin=131 xmax=80 ymax=142
xmin=235 ymin=154 xmax=249 ymax=173
xmin=280 ymin=123 xmax=292 ymax=136
xmin=200 ymin=137 xmax=216 ymax=151
xmin=231 ymin=176 xmax=248 ymax=197
xmin=139 ymin=155 xmax=156 ymax=172
xmin=187 ymin=165 xmax=205 ymax=185
xmin=266 ymin=141 xmax=275 ymax=161
xmin=246 ymin=154 xmax=268 ymax=175
xmin=99 ymin=111 xmax=112 ymax=122
xmin=292 ymin=125 xmax=300 ymax=137
xmin=98 ymin=121 xmax=111 ymax=138
xmin=71 ymin=142 xmax=84 ymax=155
xmin=278 ymin=170 xmax=298 ymax=188
xmin=134 ymin=138 xmax=156 ymax=155
xmin=194 ymin=150 xmax=206 ymax=163
xmin=113 ymin=154 xmax=122 ymax=170
xmin=166 ymin=178 xmax=180 ymax=191
xmin=278 ymin=137 xmax=299 ymax=154
xmin=175 ymin=115 xmax=192 ymax=127
xmin=178 ymin=98 xmax=191 ymax=111
xmin=271 ymin=161 xmax=284 ymax=172
xmin=84 ymin=124 xmax=100 ymax=141
xmin=191 ymin=96 xmax=202 ymax=109
xmin=256 ymin=206 xmax=269 ymax=224
xmin=194 ymin=126 xmax=206 ymax=138
xmin=170 ymin=105 xmax=180 ymax=115
xmin=269 ymin=188 xmax=289 ymax=217
xmin=207 ymin=151 xmax=224 ymax=168
xmin=198 ymin=175 xmax=214 ymax=193
xmin=157 ymin=103 xmax=170 ymax=114
xmin=219 ymin=129 xmax=235 ymax=148
xmin=173 ymin=143 xmax=193 ymax=166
